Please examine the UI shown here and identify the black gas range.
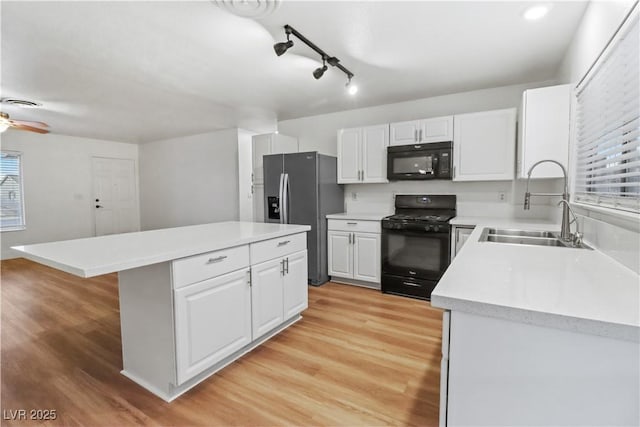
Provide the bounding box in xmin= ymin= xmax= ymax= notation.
xmin=381 ymin=194 xmax=456 ymax=300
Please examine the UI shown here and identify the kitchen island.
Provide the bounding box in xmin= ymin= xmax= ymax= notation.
xmin=13 ymin=221 xmax=311 ymax=401
xmin=432 ymin=222 xmax=639 ymax=427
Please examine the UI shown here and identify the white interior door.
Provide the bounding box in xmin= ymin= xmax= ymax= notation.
xmin=92 ymin=157 xmax=139 ymax=236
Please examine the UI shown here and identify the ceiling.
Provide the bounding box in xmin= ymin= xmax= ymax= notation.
xmin=1 ymin=1 xmax=588 ymax=143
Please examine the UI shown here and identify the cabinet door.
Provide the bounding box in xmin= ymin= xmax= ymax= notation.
xmin=361 ymin=124 xmax=389 ymax=183
xmin=174 ymin=269 xmax=252 ymax=385
xmin=453 ymin=109 xmax=516 ymax=181
xmin=272 ymin=134 xmax=299 ymax=154
xmin=453 ymin=226 xmax=474 ymax=258
xmin=251 ymin=257 xmax=284 ymax=338
xmin=421 ymin=116 xmax=454 ymax=143
xmin=353 ymin=232 xmax=380 ymax=283
xmin=252 ymin=184 xmax=264 ymax=223
xmin=337 ymin=128 xmax=361 ymax=183
xmin=252 ymin=134 xmax=272 ymax=185
xmin=328 ymin=231 xmax=353 ymax=279
xmin=519 ymin=85 xmax=571 ymax=178
xmin=390 ymin=120 xmax=420 ymax=146
xmin=283 ymin=250 xmax=308 ymax=319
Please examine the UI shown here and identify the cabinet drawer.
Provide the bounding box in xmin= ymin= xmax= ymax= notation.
xmin=327 ymin=219 xmax=381 ymax=233
xmin=173 ymin=245 xmax=250 ymax=289
xmin=250 ymin=232 xmax=306 ymax=265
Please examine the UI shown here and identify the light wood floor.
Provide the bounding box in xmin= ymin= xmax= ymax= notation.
xmin=1 ymin=258 xmax=443 ymax=426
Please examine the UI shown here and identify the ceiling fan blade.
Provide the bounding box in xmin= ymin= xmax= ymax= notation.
xmin=9 ymin=119 xmax=49 ymax=128
xmin=11 ymin=123 xmax=50 ymax=134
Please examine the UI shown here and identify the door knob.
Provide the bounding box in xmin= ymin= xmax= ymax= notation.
xmin=95 ymin=198 xmax=100 ymax=202
xmin=95 ymin=205 xmax=103 ymax=208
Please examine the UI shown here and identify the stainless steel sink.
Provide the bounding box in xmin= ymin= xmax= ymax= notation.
xmin=479 ymin=228 xmax=592 ymax=249
xmin=485 ymin=228 xmax=558 ymax=239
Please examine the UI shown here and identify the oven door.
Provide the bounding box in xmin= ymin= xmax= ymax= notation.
xmin=381 ymin=227 xmax=450 ymax=280
xmin=387 ymin=149 xmax=439 ymax=180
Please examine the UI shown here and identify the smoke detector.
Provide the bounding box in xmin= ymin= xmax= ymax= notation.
xmin=1 ymin=98 xmax=42 ymax=108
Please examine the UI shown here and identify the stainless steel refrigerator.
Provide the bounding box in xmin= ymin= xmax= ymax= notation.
xmin=263 ymin=152 xmax=344 ymax=285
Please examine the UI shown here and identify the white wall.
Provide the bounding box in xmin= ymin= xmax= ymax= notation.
xmin=556 ymin=0 xmax=636 ymax=83
xmin=0 ymin=132 xmax=139 ymax=259
xmin=139 ymin=129 xmax=240 ymax=230
xmin=278 ymin=81 xmax=562 ymax=219
xmin=554 ymin=0 xmax=639 ymax=274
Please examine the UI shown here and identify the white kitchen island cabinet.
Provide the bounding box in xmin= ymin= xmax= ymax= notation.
xmin=13 ymin=221 xmax=311 ymax=402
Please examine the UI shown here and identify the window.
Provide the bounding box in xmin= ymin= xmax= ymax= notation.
xmin=574 ymin=8 xmax=639 ymax=213
xmin=0 ymin=151 xmax=25 ymax=231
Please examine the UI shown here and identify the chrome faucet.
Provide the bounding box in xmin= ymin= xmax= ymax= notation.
xmin=523 ymin=159 xmax=572 ymax=241
xmin=557 ymin=200 xmax=583 ymax=247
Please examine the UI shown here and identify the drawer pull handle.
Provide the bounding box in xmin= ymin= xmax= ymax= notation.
xmin=347 ymin=222 xmax=357 ymax=225
xmin=403 ymin=282 xmax=421 ymax=287
xmin=277 ymin=240 xmax=290 ymax=246
xmin=207 ymin=256 xmax=227 ymax=264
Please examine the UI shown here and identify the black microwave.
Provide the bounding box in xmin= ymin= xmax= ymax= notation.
xmin=387 ymin=141 xmax=452 ymax=180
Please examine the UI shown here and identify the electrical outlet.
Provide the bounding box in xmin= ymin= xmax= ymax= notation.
xmin=351 ymin=192 xmax=358 ymax=201
xmin=498 ymin=192 xmax=506 ymax=202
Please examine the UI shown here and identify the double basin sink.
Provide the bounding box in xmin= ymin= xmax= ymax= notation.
xmin=479 ymin=228 xmax=592 ymax=249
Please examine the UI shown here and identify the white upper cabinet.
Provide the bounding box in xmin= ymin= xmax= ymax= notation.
xmin=337 ymin=128 xmax=361 ymax=184
xmin=337 ymin=124 xmax=389 ymax=184
xmin=390 ymin=120 xmax=421 ymax=146
xmin=361 ymin=124 xmax=389 ymax=182
xmin=252 ymin=133 xmax=299 ymax=185
xmin=518 ymin=84 xmax=571 ymax=179
xmin=422 ymin=116 xmax=454 ymax=143
xmin=390 ymin=116 xmax=454 ymax=146
xmin=453 ymin=108 xmax=517 ymax=181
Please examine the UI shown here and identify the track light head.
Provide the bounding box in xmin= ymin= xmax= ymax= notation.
xmin=273 ymin=40 xmax=294 ymax=56
xmin=313 ymin=59 xmax=328 ymax=79
xmin=346 ymin=76 xmax=358 ymax=95
xmin=313 ymin=65 xmax=327 ymax=79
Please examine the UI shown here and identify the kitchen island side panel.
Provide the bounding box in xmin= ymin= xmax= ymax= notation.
xmin=118 ymin=262 xmax=177 ymax=397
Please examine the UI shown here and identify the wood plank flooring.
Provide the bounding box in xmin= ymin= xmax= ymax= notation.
xmin=1 ymin=258 xmax=443 ymax=426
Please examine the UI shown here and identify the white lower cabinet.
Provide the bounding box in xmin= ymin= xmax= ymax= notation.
xmin=174 ymin=268 xmax=252 ymax=385
xmin=251 ymin=250 xmax=308 ymax=338
xmin=327 ymin=219 xmax=381 ymax=287
xmin=327 ymin=231 xmax=353 ymax=277
xmin=353 ymin=233 xmax=380 ymax=282
xmin=251 ymin=258 xmax=285 ymax=338
xmin=170 ymin=232 xmax=308 ymax=389
xmin=283 ymin=250 xmax=309 ymax=318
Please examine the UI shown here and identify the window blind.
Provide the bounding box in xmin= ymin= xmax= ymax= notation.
xmin=0 ymin=151 xmax=25 ymax=230
xmin=574 ymin=9 xmax=639 ymax=213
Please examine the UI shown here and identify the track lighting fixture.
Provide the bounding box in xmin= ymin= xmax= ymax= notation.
xmin=274 ymin=24 xmax=356 ymax=92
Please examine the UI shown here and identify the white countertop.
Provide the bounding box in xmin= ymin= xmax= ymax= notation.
xmin=432 ymin=222 xmax=640 ymax=342
xmin=12 ymin=222 xmax=311 ymax=278
xmin=326 ymin=212 xmax=389 ymax=221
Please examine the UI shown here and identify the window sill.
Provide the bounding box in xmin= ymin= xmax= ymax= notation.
xmin=571 ymin=201 xmax=640 ymax=231
xmin=0 ymin=226 xmax=26 ymax=233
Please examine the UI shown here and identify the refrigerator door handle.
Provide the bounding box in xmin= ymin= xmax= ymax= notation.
xmin=283 ymin=173 xmax=290 ymax=224
xmin=278 ymin=173 xmax=285 ymax=224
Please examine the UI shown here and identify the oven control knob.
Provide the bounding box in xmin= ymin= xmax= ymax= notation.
xmin=433 ymin=225 xmax=440 ymax=232
xmin=424 ymin=225 xmax=432 ymax=231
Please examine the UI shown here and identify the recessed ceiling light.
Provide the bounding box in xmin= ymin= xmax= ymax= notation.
xmin=523 ymin=4 xmax=550 ymax=21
